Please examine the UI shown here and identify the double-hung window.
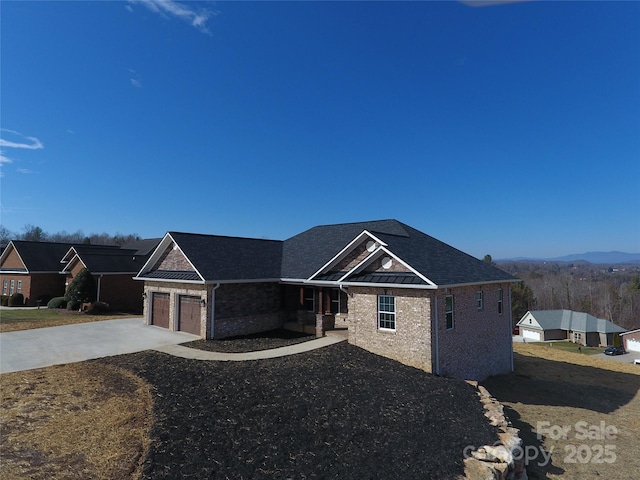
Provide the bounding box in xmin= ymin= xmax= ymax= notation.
xmin=445 ymin=295 xmax=454 ymax=330
xmin=497 ymin=288 xmax=503 ymax=315
xmin=2 ymin=280 xmax=7 ymax=295
xmin=378 ymin=295 xmax=396 ymax=330
xmin=17 ymin=280 xmax=22 ymax=294
xmin=476 ymin=291 xmax=483 ymax=310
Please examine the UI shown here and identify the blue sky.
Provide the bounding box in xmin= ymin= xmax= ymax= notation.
xmin=1 ymin=0 xmax=639 ymax=259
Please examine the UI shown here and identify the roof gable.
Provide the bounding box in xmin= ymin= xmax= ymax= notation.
xmin=137 ymin=232 xmax=282 ymax=283
xmin=0 ymin=241 xmax=73 ymax=273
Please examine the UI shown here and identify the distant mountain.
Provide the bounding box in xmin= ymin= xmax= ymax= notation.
xmin=499 ymin=251 xmax=640 ymax=264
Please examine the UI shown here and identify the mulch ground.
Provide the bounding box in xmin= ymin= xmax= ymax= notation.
xmin=181 ymin=328 xmax=315 ymax=353
xmin=100 ymin=341 xmax=498 ymax=479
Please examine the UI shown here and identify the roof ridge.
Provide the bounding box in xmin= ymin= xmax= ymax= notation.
xmin=169 ymin=231 xmax=283 ymax=243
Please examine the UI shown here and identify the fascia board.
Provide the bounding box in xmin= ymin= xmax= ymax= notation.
xmin=60 ymin=255 xmax=87 ymax=274
xmin=135 ymin=233 xmax=173 ymax=276
xmin=307 ymin=230 xmax=388 ymax=281
xmin=60 ymin=247 xmax=79 ymax=264
xmin=338 ymin=246 xmax=437 ymax=288
xmin=133 ymin=277 xmax=280 ymax=285
xmin=620 ymin=328 xmax=640 ymax=336
xmin=438 ymin=278 xmax=520 ymax=289
xmin=133 ymin=276 xmax=205 ymax=285
xmin=0 ymin=241 xmax=13 ymax=265
xmin=339 ymin=281 xmax=437 ymax=290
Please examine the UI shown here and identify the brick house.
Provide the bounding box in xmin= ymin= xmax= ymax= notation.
xmin=0 ymin=241 xmax=73 ymax=305
xmin=136 ymin=220 xmax=518 ymax=380
xmin=60 ymin=239 xmax=160 ymax=312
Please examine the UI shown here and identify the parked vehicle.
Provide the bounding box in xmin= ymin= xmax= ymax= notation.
xmin=604 ymin=346 xmax=626 ymax=356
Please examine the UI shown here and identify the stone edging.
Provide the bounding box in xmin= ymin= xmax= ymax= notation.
xmin=460 ymin=382 xmax=528 ymax=480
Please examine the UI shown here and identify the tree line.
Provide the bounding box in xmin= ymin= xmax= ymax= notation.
xmin=0 ymin=224 xmax=141 ymax=247
xmin=501 ymin=260 xmax=640 ymax=331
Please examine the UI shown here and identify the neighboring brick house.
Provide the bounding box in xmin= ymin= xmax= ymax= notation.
xmin=136 ymin=220 xmax=518 ymax=380
xmin=517 ymin=310 xmax=626 ymax=347
xmin=0 ymin=241 xmax=73 ymax=305
xmin=60 ymin=239 xmax=160 ymax=313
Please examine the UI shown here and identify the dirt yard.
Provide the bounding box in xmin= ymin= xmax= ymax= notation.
xmin=482 ymin=342 xmax=640 ymax=480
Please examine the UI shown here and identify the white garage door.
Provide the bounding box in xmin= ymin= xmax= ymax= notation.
xmin=522 ymin=329 xmax=541 ymax=341
xmin=626 ymin=338 xmax=640 ymax=352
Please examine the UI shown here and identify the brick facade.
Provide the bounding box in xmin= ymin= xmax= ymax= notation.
xmin=142 ymin=281 xmax=283 ymax=339
xmin=348 ymin=286 xmax=433 ymax=372
xmin=345 ymin=284 xmax=512 ymax=381
xmin=157 ymin=246 xmax=194 ymax=271
xmin=0 ymin=273 xmax=66 ymax=306
xmin=435 ymin=284 xmax=512 ymax=380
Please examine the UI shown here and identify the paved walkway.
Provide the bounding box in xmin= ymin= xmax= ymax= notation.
xmin=155 ymin=335 xmax=345 ymax=361
xmin=0 ymin=319 xmax=347 ymax=374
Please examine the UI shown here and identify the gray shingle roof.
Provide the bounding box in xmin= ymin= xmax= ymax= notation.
xmin=282 ymin=219 xmax=516 ymax=286
xmin=140 ymin=220 xmax=517 ymax=287
xmin=168 ymin=232 xmax=283 ymax=282
xmin=1 ymin=241 xmax=73 ymax=272
xmin=519 ymin=310 xmax=626 ymax=334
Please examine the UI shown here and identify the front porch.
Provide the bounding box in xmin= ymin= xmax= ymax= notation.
xmin=282 ymin=285 xmax=348 ymax=337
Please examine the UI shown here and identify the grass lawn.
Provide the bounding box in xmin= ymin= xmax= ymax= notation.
xmin=0 ymin=308 xmax=142 ymax=333
xmin=527 ymin=340 xmax=604 ymax=356
xmin=482 ymin=342 xmax=640 ymax=480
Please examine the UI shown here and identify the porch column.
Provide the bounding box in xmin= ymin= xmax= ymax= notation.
xmin=315 ymin=287 xmax=324 ymax=338
xmin=324 ymin=289 xmax=331 ymax=314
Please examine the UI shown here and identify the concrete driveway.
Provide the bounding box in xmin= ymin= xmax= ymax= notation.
xmin=592 ymin=351 xmax=640 ymax=365
xmin=0 ymin=318 xmax=199 ymax=374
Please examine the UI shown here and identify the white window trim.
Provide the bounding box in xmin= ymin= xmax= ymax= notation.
xmin=378 ymin=294 xmax=396 ymax=331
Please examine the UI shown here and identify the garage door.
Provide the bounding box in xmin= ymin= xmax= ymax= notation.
xmin=626 ymin=338 xmax=640 ymax=352
xmin=522 ymin=329 xmax=541 ymax=341
xmin=151 ymin=293 xmax=170 ymax=329
xmin=179 ymin=295 xmax=201 ymax=335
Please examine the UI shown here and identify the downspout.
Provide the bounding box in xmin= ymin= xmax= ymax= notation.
xmin=433 ymin=294 xmax=440 ymax=376
xmin=339 ymin=283 xmax=350 ymax=340
xmin=96 ymin=275 xmax=102 ymax=302
xmin=210 ymin=283 xmax=220 ymax=339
